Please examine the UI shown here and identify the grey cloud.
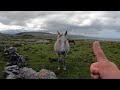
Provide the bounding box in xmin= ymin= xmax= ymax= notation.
xmin=0 ymin=11 xmax=60 ymax=25
xmin=0 ymin=11 xmax=120 ymax=37
xmin=0 ymin=11 xmax=88 ymax=25
xmin=44 ymin=20 xmax=99 ymax=35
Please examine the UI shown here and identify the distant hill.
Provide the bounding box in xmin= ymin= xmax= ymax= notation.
xmin=15 ymin=31 xmax=120 ymax=41
xmin=15 ymin=31 xmax=91 ymax=40
xmin=0 ymin=33 xmax=13 ymax=40
xmin=16 ymin=32 xmax=54 ymax=36
xmin=1 ymin=31 xmax=120 ymax=41
xmin=16 ymin=32 xmax=57 ymax=39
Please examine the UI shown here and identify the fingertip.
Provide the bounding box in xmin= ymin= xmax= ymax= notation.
xmin=93 ymin=41 xmax=100 ymax=55
xmin=93 ymin=41 xmax=100 ymax=48
xmin=93 ymin=41 xmax=108 ymax=62
xmin=93 ymin=41 xmax=99 ymax=44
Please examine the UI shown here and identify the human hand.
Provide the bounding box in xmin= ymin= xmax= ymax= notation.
xmin=90 ymin=41 xmax=120 ymax=79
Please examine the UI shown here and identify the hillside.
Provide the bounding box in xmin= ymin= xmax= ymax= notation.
xmin=0 ymin=33 xmax=13 ymax=40
xmin=1 ymin=31 xmax=92 ymax=40
xmin=0 ymin=39 xmax=120 ymax=79
xmin=1 ymin=31 xmax=120 ymax=41
xmin=16 ymin=32 xmax=57 ymax=39
xmin=15 ymin=32 xmax=92 ymax=40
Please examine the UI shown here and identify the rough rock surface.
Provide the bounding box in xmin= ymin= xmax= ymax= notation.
xmin=3 ymin=46 xmax=57 ymax=79
xmin=39 ymin=69 xmax=57 ymax=79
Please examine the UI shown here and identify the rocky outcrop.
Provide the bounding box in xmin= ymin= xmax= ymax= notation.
xmin=3 ymin=46 xmax=57 ymax=79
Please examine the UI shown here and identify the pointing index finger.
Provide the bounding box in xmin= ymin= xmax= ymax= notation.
xmin=93 ymin=41 xmax=108 ymax=62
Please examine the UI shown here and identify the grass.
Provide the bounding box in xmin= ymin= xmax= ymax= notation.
xmin=0 ymin=39 xmax=120 ymax=79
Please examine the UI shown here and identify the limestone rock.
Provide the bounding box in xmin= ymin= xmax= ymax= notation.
xmin=39 ymin=69 xmax=57 ymax=79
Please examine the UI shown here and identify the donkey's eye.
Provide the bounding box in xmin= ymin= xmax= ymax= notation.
xmin=59 ymin=35 xmax=63 ymax=37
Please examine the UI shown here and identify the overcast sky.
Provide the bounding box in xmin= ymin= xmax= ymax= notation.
xmin=0 ymin=11 xmax=120 ymax=38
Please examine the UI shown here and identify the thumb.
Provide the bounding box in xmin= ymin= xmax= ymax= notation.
xmin=93 ymin=41 xmax=108 ymax=62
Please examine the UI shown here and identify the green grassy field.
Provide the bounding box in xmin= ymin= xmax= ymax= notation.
xmin=0 ymin=39 xmax=120 ymax=79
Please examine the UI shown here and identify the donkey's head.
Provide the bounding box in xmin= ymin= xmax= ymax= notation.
xmin=57 ymin=31 xmax=68 ymax=54
xmin=57 ymin=31 xmax=67 ymax=39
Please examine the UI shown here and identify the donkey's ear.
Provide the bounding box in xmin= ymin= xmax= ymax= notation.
xmin=57 ymin=31 xmax=60 ymax=35
xmin=65 ymin=31 xmax=67 ymax=36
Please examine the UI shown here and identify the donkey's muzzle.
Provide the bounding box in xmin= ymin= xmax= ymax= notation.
xmin=60 ymin=51 xmax=65 ymax=55
xmin=59 ymin=51 xmax=65 ymax=55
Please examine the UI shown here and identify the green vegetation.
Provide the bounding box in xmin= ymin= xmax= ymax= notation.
xmin=0 ymin=39 xmax=120 ymax=79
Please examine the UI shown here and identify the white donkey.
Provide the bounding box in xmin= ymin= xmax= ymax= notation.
xmin=54 ymin=31 xmax=70 ymax=70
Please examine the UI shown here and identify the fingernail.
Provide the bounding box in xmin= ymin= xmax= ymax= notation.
xmin=94 ymin=41 xmax=100 ymax=47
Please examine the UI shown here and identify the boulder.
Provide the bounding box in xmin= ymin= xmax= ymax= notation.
xmin=6 ymin=73 xmax=16 ymax=79
xmin=39 ymin=69 xmax=57 ymax=79
xmin=19 ymin=67 xmax=39 ymax=79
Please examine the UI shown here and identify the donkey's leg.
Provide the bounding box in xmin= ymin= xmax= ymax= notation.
xmin=57 ymin=54 xmax=60 ymax=70
xmin=63 ymin=53 xmax=67 ymax=70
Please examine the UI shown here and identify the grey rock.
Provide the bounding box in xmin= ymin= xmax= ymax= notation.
xmin=39 ymin=69 xmax=57 ymax=79
xmin=4 ymin=65 xmax=20 ymax=78
xmin=4 ymin=71 xmax=13 ymax=77
xmin=15 ymin=75 xmax=21 ymax=79
xmin=4 ymin=65 xmax=18 ymax=70
xmin=6 ymin=73 xmax=16 ymax=79
xmin=4 ymin=66 xmax=57 ymax=79
xmin=12 ymin=69 xmax=19 ymax=75
xmin=19 ymin=67 xmax=39 ymax=79
xmin=3 ymin=46 xmax=57 ymax=79
xmin=17 ymin=56 xmax=27 ymax=68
